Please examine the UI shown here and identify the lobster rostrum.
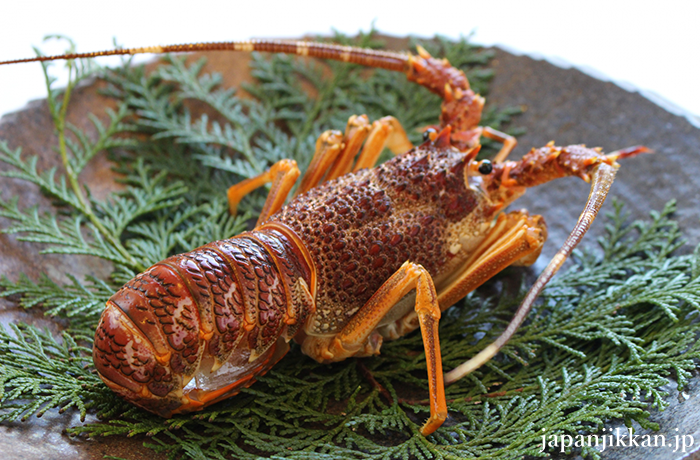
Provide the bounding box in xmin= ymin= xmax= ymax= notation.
xmin=1 ymin=40 xmax=648 ymax=435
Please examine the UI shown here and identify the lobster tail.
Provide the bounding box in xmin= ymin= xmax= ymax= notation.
xmin=93 ymin=228 xmax=314 ymax=416
xmin=94 ymin=301 xmax=181 ymax=415
xmin=92 ymin=262 xmax=208 ymax=415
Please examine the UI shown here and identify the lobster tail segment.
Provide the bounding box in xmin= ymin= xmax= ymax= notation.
xmin=93 ymin=263 xmax=208 ymax=416
xmin=94 ymin=301 xmax=184 ymax=416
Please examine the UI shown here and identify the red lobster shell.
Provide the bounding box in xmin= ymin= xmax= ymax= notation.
xmin=93 ymin=226 xmax=313 ymax=416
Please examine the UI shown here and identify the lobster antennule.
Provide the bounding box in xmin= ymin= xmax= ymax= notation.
xmin=444 ymin=161 xmax=619 ymax=384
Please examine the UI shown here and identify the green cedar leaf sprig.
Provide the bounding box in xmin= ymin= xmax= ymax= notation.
xmin=0 ymin=323 xmax=123 ymax=423
xmin=0 ymin=31 xmax=697 ymax=460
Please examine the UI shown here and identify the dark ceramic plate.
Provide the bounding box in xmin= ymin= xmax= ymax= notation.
xmin=1 ymin=36 xmax=699 ymax=459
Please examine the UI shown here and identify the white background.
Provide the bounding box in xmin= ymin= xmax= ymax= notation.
xmin=1 ymin=1 xmax=699 ymax=124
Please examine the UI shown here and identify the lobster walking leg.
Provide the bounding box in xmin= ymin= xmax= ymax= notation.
xmin=352 ymin=116 xmax=413 ymax=171
xmin=227 ymin=159 xmax=300 ymax=225
xmin=302 ymin=261 xmax=446 ymax=436
xmin=326 ymin=115 xmax=372 ymax=180
xmin=229 ymin=114 xmax=413 ymax=217
xmin=295 ymin=130 xmax=345 ymax=196
xmin=296 ymin=115 xmax=412 ymax=196
xmin=482 ymin=126 xmax=518 ymax=163
xmin=437 ymin=211 xmax=547 ymax=310
xmin=414 ymin=285 xmax=447 ymax=436
xmin=324 ymin=115 xmax=372 ymax=181
xmin=379 ymin=211 xmax=547 ymax=341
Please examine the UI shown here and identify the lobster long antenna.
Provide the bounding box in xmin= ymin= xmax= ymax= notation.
xmin=0 ymin=40 xmax=411 ymax=72
xmin=444 ymin=162 xmax=619 ymax=384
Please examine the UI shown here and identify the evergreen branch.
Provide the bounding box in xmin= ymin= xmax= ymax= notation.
xmin=0 ymin=324 xmax=117 ymax=423
xmin=155 ymin=56 xmax=246 ymax=129
xmin=36 ymin=45 xmax=144 ymax=273
xmin=0 ymin=141 xmax=83 ymax=209
xmin=0 ymin=273 xmax=112 ymax=334
xmin=0 ymin=46 xmax=144 ymax=274
xmin=91 ymin=159 xmax=188 ymax=239
xmin=0 ymin=194 xmax=133 ymax=267
xmin=65 ymin=104 xmax=138 ymax=175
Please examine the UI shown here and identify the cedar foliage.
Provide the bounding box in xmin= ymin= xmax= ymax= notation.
xmin=0 ymin=32 xmax=698 ymax=459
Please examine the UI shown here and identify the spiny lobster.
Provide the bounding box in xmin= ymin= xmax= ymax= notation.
xmin=0 ymin=40 xmax=648 ymax=435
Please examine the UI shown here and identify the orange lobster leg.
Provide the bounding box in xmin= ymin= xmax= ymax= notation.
xmin=482 ymin=126 xmax=518 ymax=163
xmin=296 ymin=115 xmax=412 ymax=196
xmin=381 ymin=211 xmax=547 ymax=343
xmin=324 ymin=115 xmax=372 ymax=181
xmin=227 ymin=159 xmax=300 ymax=225
xmin=437 ymin=210 xmax=547 ymax=311
xmin=414 ymin=283 xmax=447 ymax=436
xmin=302 ymin=262 xmax=446 ymax=436
xmin=353 ymin=116 xmax=413 ymax=171
xmin=295 ymin=130 xmax=345 ymax=196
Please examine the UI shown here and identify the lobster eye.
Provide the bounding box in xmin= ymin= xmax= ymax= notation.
xmin=423 ymin=128 xmax=437 ymax=142
xmin=478 ymin=159 xmax=493 ymax=175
